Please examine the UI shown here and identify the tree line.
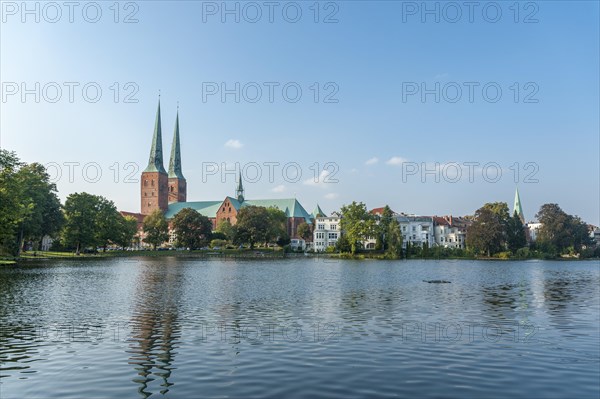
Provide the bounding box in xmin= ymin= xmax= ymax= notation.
xmin=1 ymin=150 xmax=138 ymax=255
xmin=142 ymin=205 xmax=292 ymax=250
xmin=467 ymin=201 xmax=595 ymax=258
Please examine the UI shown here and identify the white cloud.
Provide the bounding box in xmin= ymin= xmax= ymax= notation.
xmin=271 ymin=185 xmax=285 ymax=193
xmin=303 ymin=169 xmax=332 ymax=188
xmin=325 ymin=193 xmax=339 ymax=200
xmin=225 ymin=139 xmax=243 ymax=149
xmin=365 ymin=157 xmax=379 ymax=165
xmin=386 ymin=156 xmax=408 ymax=166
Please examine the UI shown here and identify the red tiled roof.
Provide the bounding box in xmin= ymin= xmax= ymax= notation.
xmin=370 ymin=207 xmax=394 ymax=215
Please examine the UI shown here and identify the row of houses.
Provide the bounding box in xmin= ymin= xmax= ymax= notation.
xmin=311 ymin=208 xmax=470 ymax=252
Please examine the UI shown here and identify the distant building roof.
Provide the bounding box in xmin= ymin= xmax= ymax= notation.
xmin=370 ymin=207 xmax=397 ymax=216
xmin=164 ymin=201 xmax=223 ymax=219
xmin=164 ymin=197 xmax=313 ymax=222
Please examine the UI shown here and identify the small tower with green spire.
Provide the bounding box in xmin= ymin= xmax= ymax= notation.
xmin=168 ymin=107 xmax=187 ymax=204
xmin=236 ymin=171 xmax=244 ymax=202
xmin=140 ymin=97 xmax=169 ymax=215
xmin=513 ymin=187 xmax=525 ymax=224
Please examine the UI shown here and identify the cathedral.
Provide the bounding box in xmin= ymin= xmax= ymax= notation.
xmin=124 ymin=100 xmax=324 ymax=240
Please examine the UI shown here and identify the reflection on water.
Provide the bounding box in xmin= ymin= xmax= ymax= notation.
xmin=0 ymin=259 xmax=599 ymax=398
xmin=127 ymin=261 xmax=182 ymax=397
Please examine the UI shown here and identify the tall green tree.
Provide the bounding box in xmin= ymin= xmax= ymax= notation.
xmin=63 ymin=192 xmax=102 ymax=255
xmin=171 ymin=208 xmax=213 ymax=250
xmin=233 ymin=206 xmax=271 ymax=249
xmin=467 ymin=205 xmax=506 ymax=256
xmin=115 ymin=215 xmax=139 ymax=249
xmin=0 ymin=150 xmax=26 ymax=255
xmin=376 ymin=205 xmax=394 ymax=251
xmin=506 ymin=211 xmax=527 ymax=253
xmin=266 ymin=207 xmax=288 ymax=245
xmin=14 ymin=163 xmax=64 ymax=254
xmin=536 ymin=204 xmax=591 ymax=254
xmin=385 ymin=218 xmax=403 ymax=257
xmin=339 ymin=201 xmax=376 ymax=254
xmin=143 ymin=209 xmax=169 ymax=250
xmin=215 ymin=219 xmax=235 ymax=241
xmin=95 ymin=197 xmax=122 ymax=252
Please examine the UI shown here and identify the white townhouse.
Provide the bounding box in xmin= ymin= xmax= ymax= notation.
xmin=433 ymin=215 xmax=467 ymax=249
xmin=313 ymin=214 xmax=341 ymax=252
xmin=396 ymin=215 xmax=435 ymax=248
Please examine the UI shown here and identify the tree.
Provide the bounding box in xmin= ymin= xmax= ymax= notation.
xmin=95 ymin=197 xmax=122 ymax=252
xmin=143 ymin=209 xmax=169 ymax=250
xmin=63 ymin=192 xmax=102 ymax=255
xmin=483 ymin=202 xmax=510 ymax=249
xmin=171 ymin=208 xmax=213 ymax=250
xmin=339 ymin=201 xmax=376 ymax=254
xmin=115 ymin=215 xmax=139 ymax=249
xmin=385 ymin=218 xmax=403 ymax=257
xmin=215 ymin=219 xmax=235 ymax=241
xmin=0 ymin=150 xmax=26 ymax=255
xmin=536 ymin=204 xmax=592 ymax=254
xmin=376 ymin=205 xmax=394 ymax=252
xmin=335 ymin=233 xmax=351 ymax=253
xmin=266 ymin=207 xmax=288 ymax=245
xmin=233 ymin=206 xmax=272 ymax=249
xmin=297 ymin=222 xmax=312 ymax=242
xmin=506 ymin=211 xmax=527 ymax=253
xmin=467 ymin=205 xmax=506 ymax=256
xmin=14 ymin=163 xmax=64 ymax=254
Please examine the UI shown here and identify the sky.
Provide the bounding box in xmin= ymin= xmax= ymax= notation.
xmin=1 ymin=1 xmax=599 ymax=224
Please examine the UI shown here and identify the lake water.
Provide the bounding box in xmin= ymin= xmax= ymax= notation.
xmin=1 ymin=258 xmax=599 ymax=398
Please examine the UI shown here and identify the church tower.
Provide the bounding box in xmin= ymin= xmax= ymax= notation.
xmin=513 ymin=187 xmax=525 ymax=224
xmin=236 ymin=171 xmax=244 ymax=202
xmin=140 ymin=99 xmax=169 ymax=215
xmin=168 ymin=109 xmax=187 ymax=203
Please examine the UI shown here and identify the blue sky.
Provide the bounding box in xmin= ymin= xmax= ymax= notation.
xmin=1 ymin=1 xmax=598 ymax=224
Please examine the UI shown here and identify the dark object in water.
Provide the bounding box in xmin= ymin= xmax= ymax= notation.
xmin=423 ymin=280 xmax=451 ymax=284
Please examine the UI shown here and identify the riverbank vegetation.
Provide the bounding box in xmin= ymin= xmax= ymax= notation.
xmin=2 ymin=150 xmax=598 ymax=262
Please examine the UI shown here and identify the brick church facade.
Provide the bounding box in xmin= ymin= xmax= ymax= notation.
xmin=125 ymin=101 xmax=322 ymax=242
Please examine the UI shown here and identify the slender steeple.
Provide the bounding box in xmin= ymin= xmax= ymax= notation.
xmin=513 ymin=187 xmax=525 ymax=223
xmin=144 ymin=98 xmax=167 ymax=174
xmin=236 ymin=171 xmax=244 ymax=202
xmin=168 ymin=109 xmax=184 ymax=179
xmin=312 ymin=204 xmax=327 ymax=219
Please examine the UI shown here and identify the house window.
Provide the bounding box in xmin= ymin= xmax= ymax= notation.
xmin=318 ymin=224 xmax=325 ymax=230
xmin=328 ymin=233 xmax=338 ymax=239
xmin=144 ymin=180 xmax=148 ymax=187
xmin=151 ymin=180 xmax=155 ymax=187
xmin=331 ymin=224 xmax=337 ymax=230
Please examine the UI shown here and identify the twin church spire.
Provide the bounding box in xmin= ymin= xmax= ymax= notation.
xmin=144 ymin=99 xmax=185 ymax=180
xmin=141 ymin=98 xmax=186 ymax=214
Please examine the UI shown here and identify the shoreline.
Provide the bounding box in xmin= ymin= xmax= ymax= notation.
xmin=2 ymin=250 xmax=597 ymax=263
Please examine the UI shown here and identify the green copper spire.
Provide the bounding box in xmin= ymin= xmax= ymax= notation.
xmin=236 ymin=171 xmax=244 ymax=202
xmin=168 ymin=109 xmax=185 ymax=179
xmin=144 ymin=99 xmax=167 ymax=174
xmin=513 ymin=187 xmax=525 ymax=223
xmin=312 ymin=204 xmax=327 ymax=218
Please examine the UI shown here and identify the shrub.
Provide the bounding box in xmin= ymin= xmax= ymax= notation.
xmin=210 ymin=239 xmax=228 ymax=248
